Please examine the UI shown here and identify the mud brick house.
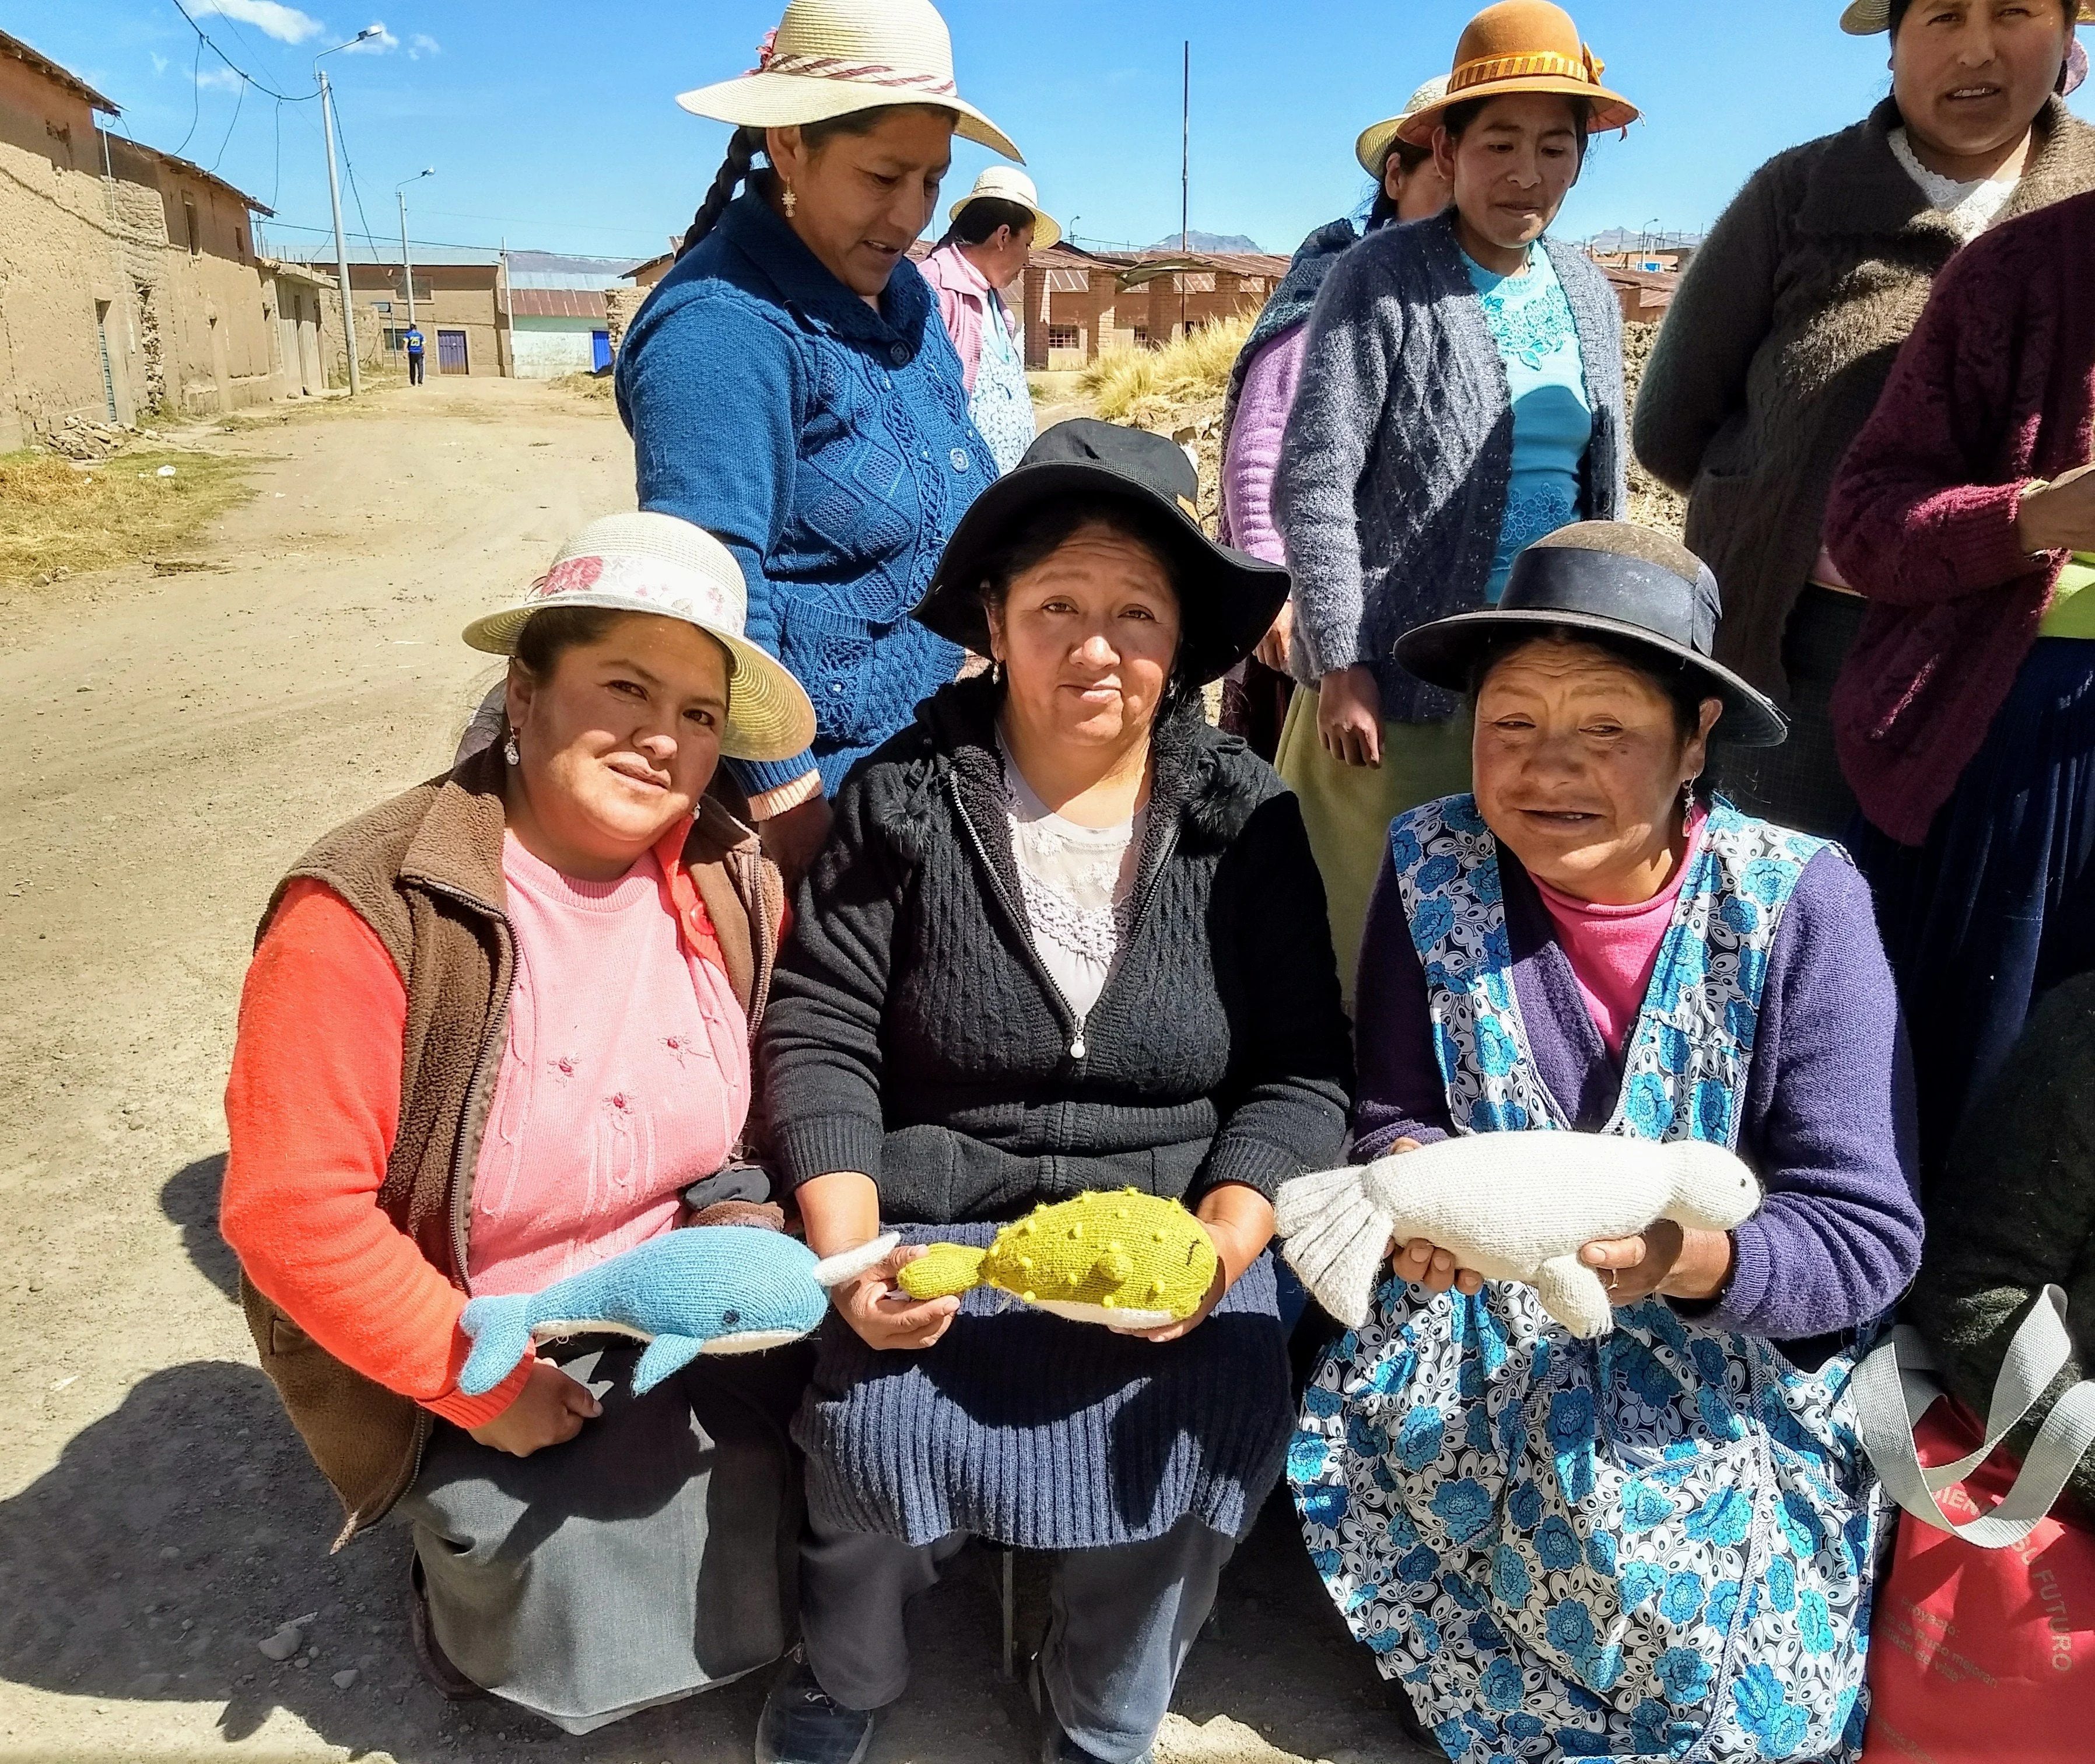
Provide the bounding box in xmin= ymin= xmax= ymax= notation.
xmin=0 ymin=27 xmax=345 ymax=450
xmin=1017 ymin=242 xmax=1291 ymax=369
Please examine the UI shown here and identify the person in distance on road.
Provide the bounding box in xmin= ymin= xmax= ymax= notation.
xmin=1274 ymin=0 xmax=1634 ymax=1010
xmin=220 ymin=513 xmax=815 ymax=1734
xmin=920 ymin=165 xmax=1059 ymax=475
xmin=617 ymin=0 xmax=1021 ymax=894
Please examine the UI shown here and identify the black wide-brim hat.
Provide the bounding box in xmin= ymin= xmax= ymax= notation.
xmin=914 ymin=418 xmax=1290 ymax=687
xmin=1394 ymin=523 xmax=1788 ymax=747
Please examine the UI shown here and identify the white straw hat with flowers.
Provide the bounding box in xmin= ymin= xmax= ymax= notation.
xmin=1839 ymin=0 xmax=2090 ymax=29
xmin=1354 ymin=76 xmax=1452 ymax=177
xmin=677 ymin=0 xmax=1022 ymax=163
xmin=947 ymin=164 xmax=1061 ymax=249
xmin=463 ymin=512 xmax=817 ymax=764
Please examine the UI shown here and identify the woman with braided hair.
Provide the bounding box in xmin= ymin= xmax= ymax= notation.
xmin=616 ymin=0 xmax=1022 ymax=887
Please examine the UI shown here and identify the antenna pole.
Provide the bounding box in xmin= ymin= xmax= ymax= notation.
xmin=1180 ymin=38 xmax=1190 ymax=338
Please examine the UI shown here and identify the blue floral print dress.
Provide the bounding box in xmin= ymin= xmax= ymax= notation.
xmin=1290 ymin=794 xmax=1887 ymax=1763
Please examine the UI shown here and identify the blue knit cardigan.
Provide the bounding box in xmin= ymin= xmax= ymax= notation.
xmin=1276 ymin=211 xmax=1627 ymax=724
xmin=616 ymin=191 xmax=997 ymax=797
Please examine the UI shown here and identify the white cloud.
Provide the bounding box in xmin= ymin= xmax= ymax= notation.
xmin=344 ymin=20 xmax=399 ymax=52
xmin=195 ymin=65 xmax=246 ymax=90
xmin=190 ymin=0 xmax=325 ymax=44
xmin=408 ymin=32 xmax=439 ymax=59
xmin=150 ymin=52 xmax=170 ymax=75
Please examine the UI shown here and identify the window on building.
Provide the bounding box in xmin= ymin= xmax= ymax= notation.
xmin=1046 ymin=325 xmax=1080 ymax=352
xmin=184 ymin=198 xmax=199 ymax=257
xmin=1131 ymin=327 xmax=1150 ymax=347
xmin=373 ymin=300 xmax=394 ymax=314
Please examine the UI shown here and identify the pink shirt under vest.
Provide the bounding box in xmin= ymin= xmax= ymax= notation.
xmin=467 ymin=834 xmax=753 ymax=1297
xmin=1530 ymin=808 xmax=1708 ymax=1058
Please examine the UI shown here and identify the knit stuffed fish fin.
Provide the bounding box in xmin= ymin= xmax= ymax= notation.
xmin=1274 ymin=1164 xmax=1392 ymax=1328
xmin=632 ymin=1333 xmax=706 ymax=1394
xmin=456 ymin=1295 xmax=532 ymax=1397
xmin=896 ymin=1242 xmax=990 ymax=1301
xmin=811 ymin=1232 xmax=901 ymax=1289
xmin=1535 ymin=1252 xmax=1616 ymax=1340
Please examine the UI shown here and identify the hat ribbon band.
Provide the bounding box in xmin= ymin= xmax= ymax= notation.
xmin=755 ymin=52 xmax=958 ymax=96
xmin=1446 ymin=46 xmax=1604 ymax=98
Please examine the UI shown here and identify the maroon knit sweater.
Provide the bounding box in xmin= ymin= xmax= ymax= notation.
xmin=1826 ymin=188 xmax=2095 ymax=847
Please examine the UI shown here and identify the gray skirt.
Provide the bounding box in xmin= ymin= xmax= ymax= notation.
xmin=394 ymin=1336 xmax=810 ymax=1735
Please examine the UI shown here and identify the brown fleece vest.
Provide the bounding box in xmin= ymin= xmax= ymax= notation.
xmin=239 ymin=743 xmax=782 ymax=1546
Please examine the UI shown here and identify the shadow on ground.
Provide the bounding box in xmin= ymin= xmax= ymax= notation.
xmin=0 ymin=1156 xmax=1425 ymax=1762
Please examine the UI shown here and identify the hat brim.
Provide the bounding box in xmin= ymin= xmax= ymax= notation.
xmin=1355 ymin=117 xmax=1410 ymax=177
xmin=1842 ymin=0 xmax=2090 ymax=25
xmin=676 ymin=71 xmax=1022 ymax=163
xmin=915 ymin=460 xmax=1289 ymax=687
xmin=1393 ymin=607 xmax=1788 ymax=747
xmin=461 ymin=595 xmax=818 ymax=764
xmin=947 ymin=191 xmax=1060 ymax=249
xmin=1396 ymin=79 xmax=1639 ymax=147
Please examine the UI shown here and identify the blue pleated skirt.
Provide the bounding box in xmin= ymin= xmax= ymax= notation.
xmin=1849 ymin=636 xmax=2095 ymax=1192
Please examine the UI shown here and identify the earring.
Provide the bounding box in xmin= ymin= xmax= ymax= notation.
xmin=989 ymin=659 xmax=1004 ymax=687
xmin=780 ymin=182 xmax=798 ymax=218
xmin=1681 ymin=777 xmax=1697 ymax=818
xmin=503 ymin=729 xmax=520 ymax=766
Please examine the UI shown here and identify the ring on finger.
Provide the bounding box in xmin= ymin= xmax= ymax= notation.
xmin=1604 ymin=1268 xmax=1618 ymax=1291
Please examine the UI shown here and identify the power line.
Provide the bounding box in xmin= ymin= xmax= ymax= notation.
xmin=164 ymin=0 xmax=322 ymax=103
xmin=326 ymin=89 xmax=387 ymax=261
xmin=174 ymin=33 xmax=202 ymax=156
xmin=209 ymin=69 xmax=247 ymax=173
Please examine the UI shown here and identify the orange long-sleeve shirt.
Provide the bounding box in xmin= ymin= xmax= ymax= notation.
xmin=221 ymin=878 xmax=533 ymax=1427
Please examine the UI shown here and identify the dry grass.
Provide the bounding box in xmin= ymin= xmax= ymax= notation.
xmin=553 ymin=370 xmax=616 ymax=401
xmin=1077 ymin=314 xmax=1255 ymax=428
xmin=0 ymin=449 xmax=255 ymax=585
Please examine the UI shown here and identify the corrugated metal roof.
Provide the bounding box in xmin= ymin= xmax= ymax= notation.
xmin=511 ymin=288 xmax=608 ymax=319
xmin=0 ymin=27 xmax=119 ymax=114
xmin=505 ymin=250 xmax=645 ymax=290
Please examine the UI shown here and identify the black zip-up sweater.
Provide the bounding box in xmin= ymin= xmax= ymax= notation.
xmin=762 ymin=674 xmax=1353 ymax=1224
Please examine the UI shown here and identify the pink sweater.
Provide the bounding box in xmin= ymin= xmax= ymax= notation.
xmin=1221 ymin=324 xmax=1309 ymax=567
xmin=1530 ymin=810 xmax=1707 ymax=1057
xmin=468 ymin=834 xmax=752 ymax=1296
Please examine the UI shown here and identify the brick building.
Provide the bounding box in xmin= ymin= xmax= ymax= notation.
xmin=0 ymin=27 xmax=331 ymax=450
xmin=1017 ymin=242 xmax=1290 ymax=369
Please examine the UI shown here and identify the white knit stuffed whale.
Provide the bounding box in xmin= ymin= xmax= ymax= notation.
xmin=1276 ymin=1134 xmax=1762 ymax=1339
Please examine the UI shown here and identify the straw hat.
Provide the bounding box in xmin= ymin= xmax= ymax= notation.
xmin=676 ymin=0 xmax=1021 ymax=163
xmin=1840 ymin=0 xmax=2091 ymax=29
xmin=947 ymin=165 xmax=1061 ymax=249
xmin=1354 ymin=76 xmax=1452 ymax=177
xmin=463 ymin=513 xmax=817 ymax=764
xmin=1396 ymin=1 xmax=1638 ymax=148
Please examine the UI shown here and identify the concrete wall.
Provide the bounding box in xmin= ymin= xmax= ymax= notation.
xmin=510 ymin=315 xmax=602 ymax=379
xmin=0 ymin=54 xmax=141 ymax=450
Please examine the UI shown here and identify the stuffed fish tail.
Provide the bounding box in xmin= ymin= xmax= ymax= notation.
xmin=1274 ymin=1164 xmax=1395 ymax=1329
xmin=457 ymin=1294 xmax=533 ymax=1396
xmin=896 ymin=1243 xmax=990 ymax=1301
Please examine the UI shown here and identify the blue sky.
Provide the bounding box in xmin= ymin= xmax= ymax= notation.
xmin=17 ymin=1 xmax=2092 ymax=261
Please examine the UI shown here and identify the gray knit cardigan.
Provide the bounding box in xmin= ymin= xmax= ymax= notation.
xmin=1275 ymin=210 xmax=1627 ymax=723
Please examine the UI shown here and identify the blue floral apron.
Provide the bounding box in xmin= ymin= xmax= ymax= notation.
xmin=1290 ymin=795 xmax=1885 ymax=1763
xmin=968 ymin=288 xmax=1036 ymax=477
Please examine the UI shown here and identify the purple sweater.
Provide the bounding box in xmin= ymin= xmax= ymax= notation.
xmin=1352 ymin=839 xmax=1923 ymax=1343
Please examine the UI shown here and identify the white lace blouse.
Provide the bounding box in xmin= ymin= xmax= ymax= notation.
xmin=1001 ymin=744 xmax=1147 ymax=1027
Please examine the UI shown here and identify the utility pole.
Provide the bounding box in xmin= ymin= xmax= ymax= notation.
xmin=314 ymin=28 xmax=379 ymax=396
xmin=501 ymin=236 xmax=516 ymax=379
xmin=1179 ymin=39 xmax=1190 ymax=340
xmin=319 ymin=71 xmax=358 ymax=396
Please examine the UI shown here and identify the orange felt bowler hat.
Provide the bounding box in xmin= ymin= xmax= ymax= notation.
xmin=1397 ymin=0 xmax=1639 ymax=147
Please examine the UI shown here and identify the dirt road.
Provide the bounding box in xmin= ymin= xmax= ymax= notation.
xmin=0 ymin=377 xmax=1428 ymax=1764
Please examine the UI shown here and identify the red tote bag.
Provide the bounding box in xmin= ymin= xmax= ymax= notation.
xmin=1855 ymin=1290 xmax=2095 ymax=1764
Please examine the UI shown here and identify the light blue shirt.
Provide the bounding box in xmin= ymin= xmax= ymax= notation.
xmin=1464 ymin=247 xmax=1592 ymax=603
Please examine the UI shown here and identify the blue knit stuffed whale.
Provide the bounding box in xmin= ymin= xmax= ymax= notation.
xmin=457 ymin=1226 xmax=898 ymax=1396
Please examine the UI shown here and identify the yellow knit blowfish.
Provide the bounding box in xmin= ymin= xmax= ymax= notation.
xmin=898 ymin=1189 xmax=1218 ymax=1326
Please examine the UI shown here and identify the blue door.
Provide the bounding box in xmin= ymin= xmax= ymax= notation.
xmin=591 ymin=329 xmax=612 ymax=372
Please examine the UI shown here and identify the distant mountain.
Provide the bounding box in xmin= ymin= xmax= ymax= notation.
xmin=1144 ymin=230 xmax=1266 ymax=255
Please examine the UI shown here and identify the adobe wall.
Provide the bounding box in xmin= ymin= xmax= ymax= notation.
xmin=0 ymin=56 xmax=142 ymax=450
